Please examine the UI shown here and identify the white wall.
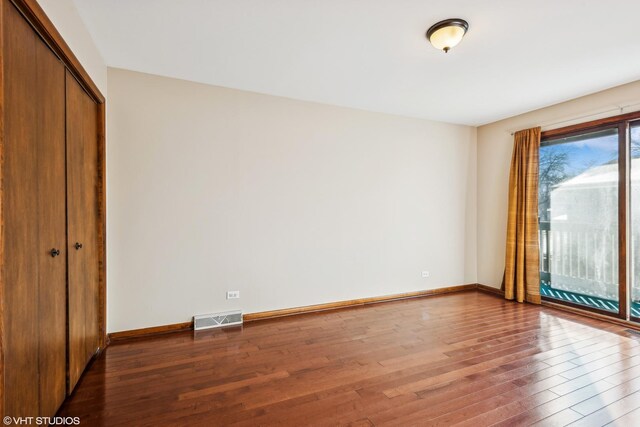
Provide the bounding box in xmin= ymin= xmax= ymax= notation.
xmin=107 ymin=68 xmax=477 ymax=332
xmin=477 ymin=80 xmax=640 ymax=289
xmin=37 ymin=0 xmax=107 ymax=94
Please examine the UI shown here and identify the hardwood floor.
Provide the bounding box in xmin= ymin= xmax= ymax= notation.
xmin=58 ymin=291 xmax=640 ymax=426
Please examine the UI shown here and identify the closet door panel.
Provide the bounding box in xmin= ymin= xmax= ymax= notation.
xmin=35 ymin=33 xmax=67 ymax=416
xmin=2 ymin=0 xmax=40 ymax=416
xmin=66 ymin=72 xmax=100 ymax=392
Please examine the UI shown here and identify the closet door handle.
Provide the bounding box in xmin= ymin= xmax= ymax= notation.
xmin=74 ymin=242 xmax=83 ymax=250
xmin=50 ymin=248 xmax=61 ymax=258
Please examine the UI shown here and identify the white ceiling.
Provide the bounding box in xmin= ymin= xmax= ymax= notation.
xmin=73 ymin=0 xmax=640 ymax=126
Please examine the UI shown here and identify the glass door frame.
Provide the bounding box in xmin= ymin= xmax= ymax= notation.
xmin=630 ymin=120 xmax=640 ymax=323
xmin=539 ymin=111 xmax=640 ymax=322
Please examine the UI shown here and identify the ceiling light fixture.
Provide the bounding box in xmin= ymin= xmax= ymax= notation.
xmin=426 ymin=18 xmax=469 ymax=53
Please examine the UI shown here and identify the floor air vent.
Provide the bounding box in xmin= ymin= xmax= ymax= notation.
xmin=194 ymin=310 xmax=243 ymax=330
xmin=625 ymin=329 xmax=640 ymax=337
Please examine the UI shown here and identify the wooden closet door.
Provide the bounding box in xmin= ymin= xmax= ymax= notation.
xmin=35 ymin=24 xmax=67 ymax=417
xmin=2 ymin=0 xmax=40 ymax=416
xmin=66 ymin=71 xmax=100 ymax=392
xmin=2 ymin=0 xmax=67 ymax=416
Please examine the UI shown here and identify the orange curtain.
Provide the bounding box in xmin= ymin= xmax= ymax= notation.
xmin=504 ymin=127 xmax=541 ymax=304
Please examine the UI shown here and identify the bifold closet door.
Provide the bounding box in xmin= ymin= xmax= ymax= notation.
xmin=2 ymin=0 xmax=67 ymax=417
xmin=35 ymin=16 xmax=67 ymax=417
xmin=66 ymin=71 xmax=100 ymax=392
xmin=3 ymin=1 xmax=39 ymax=415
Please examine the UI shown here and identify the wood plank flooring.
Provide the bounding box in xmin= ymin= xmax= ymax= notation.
xmin=57 ymin=291 xmax=640 ymax=426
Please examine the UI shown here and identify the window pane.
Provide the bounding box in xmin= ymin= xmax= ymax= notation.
xmin=539 ymin=128 xmax=619 ymax=313
xmin=631 ymin=123 xmax=640 ymax=319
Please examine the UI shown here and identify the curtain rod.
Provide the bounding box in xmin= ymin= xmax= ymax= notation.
xmin=508 ymin=101 xmax=640 ymax=136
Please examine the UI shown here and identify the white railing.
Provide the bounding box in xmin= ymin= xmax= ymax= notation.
xmin=539 ymin=220 xmax=619 ymax=300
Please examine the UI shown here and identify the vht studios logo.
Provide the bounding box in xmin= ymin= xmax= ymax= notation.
xmin=3 ymin=416 xmax=80 ymax=425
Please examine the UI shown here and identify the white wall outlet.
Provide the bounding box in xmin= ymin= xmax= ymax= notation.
xmin=421 ymin=271 xmax=430 ymax=278
xmin=226 ymin=290 xmax=240 ymax=299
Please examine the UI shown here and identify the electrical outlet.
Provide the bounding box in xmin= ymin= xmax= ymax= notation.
xmin=226 ymin=290 xmax=240 ymax=299
xmin=421 ymin=271 xmax=430 ymax=278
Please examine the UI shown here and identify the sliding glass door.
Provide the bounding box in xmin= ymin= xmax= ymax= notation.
xmin=538 ymin=115 xmax=640 ymax=322
xmin=631 ymin=123 xmax=640 ymax=321
xmin=539 ymin=128 xmax=621 ymax=315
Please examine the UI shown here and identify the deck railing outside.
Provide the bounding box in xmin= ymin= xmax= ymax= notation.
xmin=539 ymin=220 xmax=640 ymax=317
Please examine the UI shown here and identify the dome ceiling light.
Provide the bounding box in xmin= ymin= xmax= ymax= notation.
xmin=426 ymin=18 xmax=469 ymax=53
